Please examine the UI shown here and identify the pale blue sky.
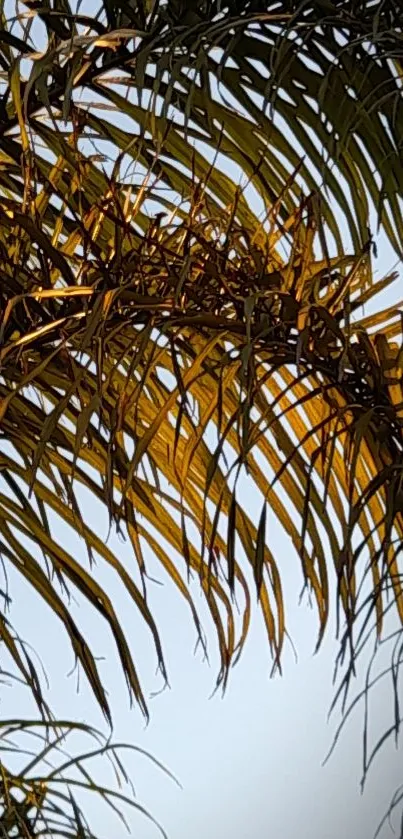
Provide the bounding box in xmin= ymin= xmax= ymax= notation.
xmin=2 ymin=3 xmax=403 ymax=837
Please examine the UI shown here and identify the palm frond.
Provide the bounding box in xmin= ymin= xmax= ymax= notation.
xmin=0 ymin=142 xmax=402 ymax=715
xmin=1 ymin=1 xmax=403 ymax=253
xmin=0 ymin=0 xmax=403 ymax=750
xmin=0 ymin=718 xmax=172 ymax=837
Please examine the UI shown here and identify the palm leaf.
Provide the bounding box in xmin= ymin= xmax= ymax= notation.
xmin=0 ymin=151 xmax=401 ymax=716
xmin=0 ymin=718 xmax=173 ymax=837
xmin=1 ymin=1 xmax=403 ymax=252
xmin=0 ymin=0 xmax=402 ymax=782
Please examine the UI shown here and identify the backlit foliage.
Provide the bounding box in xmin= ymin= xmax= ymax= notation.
xmin=0 ymin=0 xmax=403 ymax=834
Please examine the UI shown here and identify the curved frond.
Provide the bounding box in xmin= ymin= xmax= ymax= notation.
xmin=0 ymin=1 xmax=403 ymax=254
xmin=0 ymin=0 xmax=402 ymax=728
xmin=0 ymin=718 xmax=171 ymax=837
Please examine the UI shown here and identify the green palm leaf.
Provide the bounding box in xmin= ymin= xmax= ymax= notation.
xmin=0 ymin=718 xmax=173 ymax=837
xmin=2 ymin=1 xmax=403 ymax=251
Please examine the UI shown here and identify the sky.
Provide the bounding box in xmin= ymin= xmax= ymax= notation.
xmin=2 ymin=3 xmax=403 ymax=839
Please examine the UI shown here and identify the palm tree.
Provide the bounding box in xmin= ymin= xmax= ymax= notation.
xmin=1 ymin=0 xmax=403 ymax=833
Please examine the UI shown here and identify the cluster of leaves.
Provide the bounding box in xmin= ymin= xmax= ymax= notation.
xmin=0 ymin=718 xmax=170 ymax=838
xmin=3 ymin=161 xmax=403 ymax=694
xmin=0 ymin=0 xmax=403 ymax=834
xmin=2 ymin=0 xmax=403 ymax=252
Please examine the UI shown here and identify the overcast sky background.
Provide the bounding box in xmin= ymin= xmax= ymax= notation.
xmin=2 ymin=2 xmax=403 ymax=838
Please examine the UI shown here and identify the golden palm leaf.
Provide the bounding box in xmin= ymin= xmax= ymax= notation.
xmin=0 ymin=3 xmax=403 ymax=827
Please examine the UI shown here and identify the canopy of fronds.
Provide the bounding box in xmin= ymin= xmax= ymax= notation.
xmin=0 ymin=0 xmax=402 ymax=769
